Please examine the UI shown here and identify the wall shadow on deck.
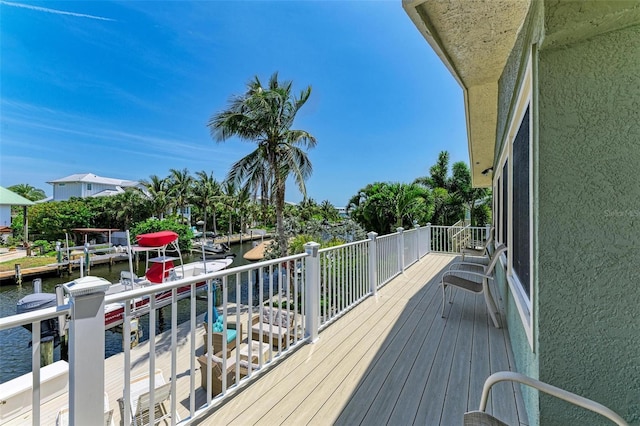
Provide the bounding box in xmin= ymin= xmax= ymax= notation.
xmin=334 ymin=257 xmax=525 ymax=425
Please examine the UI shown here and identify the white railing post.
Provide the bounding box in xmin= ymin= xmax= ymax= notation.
xmin=426 ymin=223 xmax=432 ymax=254
xmin=64 ymin=277 xmax=111 ymax=426
xmin=304 ymin=242 xmax=321 ymax=343
xmin=367 ymin=232 xmax=378 ymax=295
xmin=485 ymin=224 xmax=491 ymax=241
xmin=414 ymin=225 xmax=421 ymax=260
xmin=397 ymin=227 xmax=405 ymax=273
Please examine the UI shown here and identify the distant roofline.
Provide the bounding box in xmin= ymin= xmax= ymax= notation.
xmin=47 ymin=173 xmax=139 ymax=186
xmin=0 ymin=186 xmax=35 ymax=206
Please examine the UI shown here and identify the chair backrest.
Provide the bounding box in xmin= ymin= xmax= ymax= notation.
xmin=485 ymin=227 xmax=495 ymax=247
xmin=484 ymin=244 xmax=507 ymax=275
xmin=260 ymin=307 xmax=293 ymax=327
xmin=471 ymin=372 xmax=628 ymax=426
xmin=134 ymin=382 xmax=171 ymax=416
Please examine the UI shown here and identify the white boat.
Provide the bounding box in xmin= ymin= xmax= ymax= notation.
xmin=17 ymin=230 xmax=233 ymax=331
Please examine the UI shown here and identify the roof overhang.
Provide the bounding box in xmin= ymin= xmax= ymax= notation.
xmin=403 ymin=0 xmax=530 ymax=187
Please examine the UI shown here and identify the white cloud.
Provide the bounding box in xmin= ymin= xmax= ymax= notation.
xmin=0 ymin=1 xmax=115 ymax=21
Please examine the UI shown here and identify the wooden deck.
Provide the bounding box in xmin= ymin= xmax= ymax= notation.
xmin=4 ymin=252 xmax=527 ymax=426
xmin=196 ymin=253 xmax=528 ymax=426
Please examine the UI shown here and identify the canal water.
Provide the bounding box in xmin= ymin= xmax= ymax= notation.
xmin=0 ymin=241 xmax=266 ymax=383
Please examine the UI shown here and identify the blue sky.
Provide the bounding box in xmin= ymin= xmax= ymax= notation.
xmin=0 ymin=0 xmax=467 ymax=206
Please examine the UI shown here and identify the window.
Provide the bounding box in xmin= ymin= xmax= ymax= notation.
xmin=87 ymin=183 xmax=92 ymax=190
xmin=494 ymin=178 xmax=500 ymax=241
xmin=496 ymin=47 xmax=534 ymax=348
xmin=501 ymin=161 xmax=508 ymax=245
xmin=512 ymin=106 xmax=531 ymax=297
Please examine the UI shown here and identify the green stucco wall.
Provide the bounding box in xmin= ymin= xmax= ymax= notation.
xmin=493 ymin=2 xmax=640 ymax=425
xmin=494 ymin=3 xmax=544 ymax=425
xmin=537 ymin=22 xmax=640 ymax=425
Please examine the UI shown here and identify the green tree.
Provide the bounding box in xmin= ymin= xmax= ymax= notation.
xmin=168 ymin=168 xmax=193 ymax=224
xmin=414 ymin=150 xmax=469 ymax=225
xmin=389 ymin=183 xmax=433 ymax=228
xmin=414 ymin=151 xmax=450 ymax=190
xmin=319 ymin=200 xmax=340 ymax=222
xmin=27 ymin=200 xmax=93 ymax=240
xmin=192 ymin=171 xmax=221 ymax=238
xmin=347 ymin=182 xmax=433 ymax=234
xmin=298 ymin=198 xmax=318 ymax=221
xmin=111 ymin=188 xmax=150 ymax=230
xmin=8 ymin=184 xmax=47 ymax=201
xmin=141 ymin=175 xmax=170 ymax=220
xmin=208 ymin=72 xmax=317 ymax=257
xmin=451 ymin=162 xmax=491 ymax=225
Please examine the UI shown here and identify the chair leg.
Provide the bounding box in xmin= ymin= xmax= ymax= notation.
xmin=483 ymin=279 xmax=501 ymax=328
xmin=441 ymin=281 xmax=447 ymax=318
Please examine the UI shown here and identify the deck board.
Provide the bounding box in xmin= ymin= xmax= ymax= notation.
xmin=199 ymin=253 xmax=526 ymax=426
xmin=4 ymin=253 xmax=526 ymax=426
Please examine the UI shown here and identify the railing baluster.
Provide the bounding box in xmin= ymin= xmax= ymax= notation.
xmin=31 ymin=321 xmax=40 ymax=426
xmin=170 ymin=288 xmax=177 ymax=426
xmin=235 ymin=271 xmax=241 ymax=384
xmin=149 ymin=293 xmax=156 ymax=426
xmin=123 ymin=301 xmax=131 ymax=426
xmin=221 ymin=276 xmax=228 ymax=393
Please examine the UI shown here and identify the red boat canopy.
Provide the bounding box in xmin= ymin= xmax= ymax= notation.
xmin=136 ymin=231 xmax=179 ymax=247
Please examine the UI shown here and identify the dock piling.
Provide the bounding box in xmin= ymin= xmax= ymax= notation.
xmin=41 ymin=336 xmax=54 ymax=367
xmin=14 ymin=264 xmax=22 ymax=285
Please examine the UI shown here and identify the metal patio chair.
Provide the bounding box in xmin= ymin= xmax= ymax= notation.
xmin=118 ymin=368 xmax=178 ymax=426
xmin=461 ymin=227 xmax=494 ymax=261
xmin=464 ymin=371 xmax=628 ymax=426
xmin=441 ymin=244 xmax=507 ymax=328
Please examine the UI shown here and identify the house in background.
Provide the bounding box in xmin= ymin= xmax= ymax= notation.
xmin=0 ymin=186 xmax=35 ymax=242
xmin=404 ymin=1 xmax=639 ymax=424
xmin=47 ymin=173 xmax=142 ymax=201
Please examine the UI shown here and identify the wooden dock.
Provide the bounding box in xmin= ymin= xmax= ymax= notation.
xmin=0 ymin=253 xmax=130 ymax=283
xmin=3 ymin=253 xmax=527 ymax=426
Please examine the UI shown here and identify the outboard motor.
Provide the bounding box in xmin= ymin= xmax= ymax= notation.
xmin=16 ymin=292 xmax=59 ymax=340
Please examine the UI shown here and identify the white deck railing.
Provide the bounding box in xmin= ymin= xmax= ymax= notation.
xmin=430 ymin=225 xmax=490 ymax=253
xmin=0 ymin=223 xmax=485 ymax=425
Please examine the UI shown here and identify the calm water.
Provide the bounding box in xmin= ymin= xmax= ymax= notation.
xmin=0 ymin=241 xmax=265 ymax=383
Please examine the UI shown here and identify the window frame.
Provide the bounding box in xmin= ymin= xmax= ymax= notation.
xmin=494 ymin=48 xmax=535 ymax=348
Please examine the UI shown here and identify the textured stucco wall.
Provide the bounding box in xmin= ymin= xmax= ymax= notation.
xmin=494 ymin=4 xmax=543 ymax=425
xmin=537 ymin=23 xmax=640 ymax=425
xmin=494 ymin=263 xmax=540 ymax=425
xmin=496 ymin=0 xmax=543 ymax=159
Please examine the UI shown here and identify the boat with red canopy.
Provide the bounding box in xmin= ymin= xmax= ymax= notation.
xmin=17 ymin=230 xmax=234 ymax=332
xmin=101 ymin=230 xmax=233 ymax=328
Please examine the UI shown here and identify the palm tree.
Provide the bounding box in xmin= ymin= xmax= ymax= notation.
xmin=112 ymin=188 xmax=146 ymax=230
xmin=8 ymin=184 xmax=46 ymax=201
xmin=192 ymin=171 xmax=221 ymax=238
xmin=208 ymin=72 xmax=317 ymax=256
xmin=414 ymin=151 xmax=451 ymax=190
xmin=390 ymin=183 xmax=432 ymax=228
xmin=168 ymin=168 xmax=193 ymax=224
xmin=141 ymin=175 xmax=169 ymax=219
